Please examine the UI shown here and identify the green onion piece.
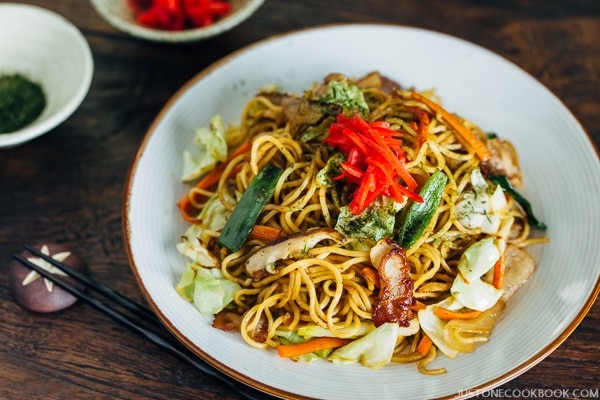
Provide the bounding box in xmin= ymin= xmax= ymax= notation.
xmin=217 ymin=163 xmax=284 ymax=252
xmin=397 ymin=170 xmax=448 ymax=249
xmin=488 ymin=175 xmax=547 ymax=231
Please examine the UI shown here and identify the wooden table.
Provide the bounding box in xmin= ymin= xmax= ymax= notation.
xmin=1 ymin=1 xmax=598 ymax=399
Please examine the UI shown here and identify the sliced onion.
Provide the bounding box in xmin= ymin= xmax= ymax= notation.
xmin=442 ymin=299 xmax=505 ymax=352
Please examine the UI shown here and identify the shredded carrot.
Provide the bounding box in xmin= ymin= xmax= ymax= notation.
xmin=434 ymin=307 xmax=482 ymax=320
xmin=248 ymin=225 xmax=282 ymax=243
xmin=195 ymin=140 xmax=252 ymax=191
xmin=408 ymin=107 xmax=430 ymax=147
xmin=492 ymin=254 xmax=505 ymax=289
xmin=194 ymin=162 xmax=235 ymax=193
xmin=177 ymin=141 xmax=252 ymax=223
xmin=410 ymin=300 xmax=427 ymax=312
xmin=276 ymin=337 xmax=352 ymax=358
xmin=177 ymin=198 xmax=201 ymax=224
xmin=411 ymin=92 xmax=492 ymax=162
xmin=176 ymin=195 xmax=196 ymax=224
xmin=361 ymin=267 xmax=380 ymax=288
xmin=416 ymin=334 xmax=433 ymax=356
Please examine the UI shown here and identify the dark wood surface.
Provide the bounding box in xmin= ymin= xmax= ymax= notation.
xmin=1 ymin=1 xmax=598 ymax=399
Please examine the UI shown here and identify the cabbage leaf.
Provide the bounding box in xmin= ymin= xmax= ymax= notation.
xmin=336 ymin=196 xmax=404 ymax=242
xmin=455 ymin=169 xmax=510 ymax=235
xmin=328 ymin=322 xmax=398 ymax=369
xmin=451 ymin=237 xmax=503 ymax=311
xmin=176 ymin=263 xmax=241 ymax=315
xmin=298 ymin=322 xmax=375 ymax=339
xmin=418 ymin=301 xmax=461 ymax=359
xmin=181 ymin=115 xmax=228 ymax=182
xmin=318 ymin=80 xmax=369 ymax=116
xmin=176 ymin=195 xmax=230 ymax=267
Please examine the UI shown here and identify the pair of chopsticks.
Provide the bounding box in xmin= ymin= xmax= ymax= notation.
xmin=14 ymin=245 xmax=276 ymax=400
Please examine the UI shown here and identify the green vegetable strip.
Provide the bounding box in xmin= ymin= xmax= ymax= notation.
xmin=217 ymin=163 xmax=284 ymax=252
xmin=397 ymin=170 xmax=448 ymax=249
xmin=488 ymin=175 xmax=547 ymax=231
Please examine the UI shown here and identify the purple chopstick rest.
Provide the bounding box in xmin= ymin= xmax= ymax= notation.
xmin=9 ymin=243 xmax=87 ymax=313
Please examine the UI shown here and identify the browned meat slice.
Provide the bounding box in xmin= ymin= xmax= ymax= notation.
xmin=482 ymin=138 xmax=523 ymax=188
xmin=356 ymin=71 xmax=402 ymax=93
xmin=370 ymin=239 xmax=415 ymax=327
xmin=213 ymin=309 xmax=269 ymax=343
xmin=212 ymin=309 xmax=243 ymax=331
xmin=500 ymin=244 xmax=536 ymax=301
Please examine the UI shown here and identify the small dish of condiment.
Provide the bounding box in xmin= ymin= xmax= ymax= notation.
xmin=90 ymin=0 xmax=264 ymax=43
xmin=0 ymin=4 xmax=93 ymax=148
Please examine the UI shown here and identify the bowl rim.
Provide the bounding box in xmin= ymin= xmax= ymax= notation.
xmin=0 ymin=3 xmax=94 ymax=149
xmin=89 ymin=0 xmax=265 ymax=43
xmin=123 ymin=22 xmax=600 ymax=400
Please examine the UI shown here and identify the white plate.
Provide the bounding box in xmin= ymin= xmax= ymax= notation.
xmin=124 ymin=24 xmax=600 ymax=399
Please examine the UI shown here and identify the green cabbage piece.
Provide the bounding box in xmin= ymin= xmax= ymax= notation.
xmin=198 ymin=194 xmax=229 ymax=232
xmin=418 ymin=301 xmax=460 ymax=359
xmin=298 ymin=322 xmax=375 ymax=339
xmin=328 ymin=322 xmax=398 ymax=369
xmin=335 ymin=196 xmax=405 ymax=241
xmin=176 ymin=195 xmax=230 ymax=268
xmin=451 ymin=237 xmax=503 ymax=311
xmin=181 ymin=115 xmax=228 ymax=182
xmin=176 ymin=263 xmax=241 ymax=315
xmin=298 ymin=116 xmax=337 ymax=143
xmin=276 ymin=330 xmax=305 ymax=344
xmin=275 ymin=330 xmax=334 ymax=363
xmin=315 ymin=152 xmax=345 ymax=188
xmin=457 ymin=237 xmax=500 ymax=283
xmin=176 ymin=238 xmax=218 ymax=268
xmin=318 ymin=81 xmax=369 ymax=116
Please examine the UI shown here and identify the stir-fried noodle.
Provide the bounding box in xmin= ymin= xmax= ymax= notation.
xmin=176 ymin=72 xmax=547 ymax=372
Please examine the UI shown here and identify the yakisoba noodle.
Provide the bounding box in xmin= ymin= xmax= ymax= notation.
xmin=176 ymin=72 xmax=547 ymax=373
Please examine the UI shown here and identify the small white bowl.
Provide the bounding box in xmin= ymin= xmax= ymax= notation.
xmin=0 ymin=4 xmax=94 ymax=149
xmin=90 ymin=0 xmax=264 ymax=43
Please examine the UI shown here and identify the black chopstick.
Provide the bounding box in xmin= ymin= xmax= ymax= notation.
xmin=22 ymin=244 xmax=159 ymax=325
xmin=13 ymin=249 xmax=277 ymax=400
